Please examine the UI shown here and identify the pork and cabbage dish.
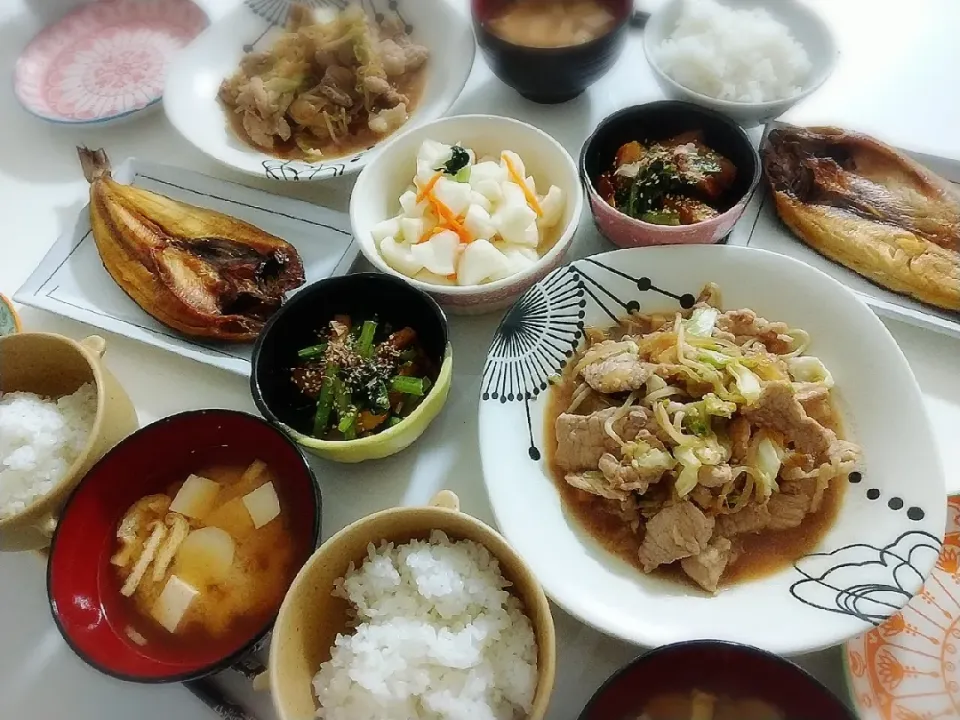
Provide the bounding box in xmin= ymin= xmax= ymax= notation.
xmin=597 ymin=132 xmax=737 ymax=225
xmin=547 ymin=284 xmax=861 ymax=592
xmin=219 ymin=4 xmax=429 ymax=160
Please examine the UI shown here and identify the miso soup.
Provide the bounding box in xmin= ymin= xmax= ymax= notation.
xmin=487 ymin=0 xmax=618 ymax=48
xmin=111 ymin=459 xmax=304 ymax=658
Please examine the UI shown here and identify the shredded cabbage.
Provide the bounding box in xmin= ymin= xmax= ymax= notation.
xmin=751 ymin=432 xmax=784 ymax=499
xmin=727 ymin=363 xmax=762 ymax=403
xmin=674 ymin=446 xmax=702 ymax=497
xmin=684 ymin=307 xmax=720 ymax=337
xmin=624 ymin=440 xmax=676 ymax=474
xmin=788 ymin=356 xmax=834 ymax=387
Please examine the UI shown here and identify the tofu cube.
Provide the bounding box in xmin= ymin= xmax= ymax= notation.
xmin=242 ymin=482 xmax=281 ymax=530
xmin=151 ymin=575 xmax=199 ymax=633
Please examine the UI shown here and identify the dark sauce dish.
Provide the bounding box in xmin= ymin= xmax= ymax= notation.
xmin=47 ymin=409 xmax=320 ymax=683
xmin=472 ymin=0 xmax=633 ymax=104
xmin=251 ymin=273 xmax=453 ymax=464
xmin=579 ymin=641 xmax=856 ymax=720
xmin=580 ymin=101 xmax=762 ymax=247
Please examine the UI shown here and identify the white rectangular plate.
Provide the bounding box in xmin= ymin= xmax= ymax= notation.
xmin=730 ymin=123 xmax=960 ymax=339
xmin=16 ymin=158 xmax=358 ymax=375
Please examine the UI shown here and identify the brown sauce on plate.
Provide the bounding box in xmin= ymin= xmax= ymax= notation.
xmin=544 ymin=374 xmax=846 ymax=590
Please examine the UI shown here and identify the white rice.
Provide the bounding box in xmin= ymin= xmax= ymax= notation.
xmin=312 ymin=530 xmax=538 ymax=720
xmin=655 ymin=0 xmax=812 ymax=103
xmin=0 ymin=384 xmax=96 ymax=520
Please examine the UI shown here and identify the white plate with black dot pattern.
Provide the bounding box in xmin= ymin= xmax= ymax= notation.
xmin=478 ymin=245 xmax=947 ymax=656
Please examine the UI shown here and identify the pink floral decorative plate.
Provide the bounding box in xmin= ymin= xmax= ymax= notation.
xmin=846 ymin=496 xmax=959 ymax=720
xmin=15 ymin=0 xmax=207 ymax=124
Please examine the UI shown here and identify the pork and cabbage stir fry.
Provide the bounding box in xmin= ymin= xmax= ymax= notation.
xmin=552 ymin=284 xmax=861 ymax=592
xmin=290 ymin=315 xmax=435 ymax=440
xmin=219 ymin=4 xmax=429 ymax=160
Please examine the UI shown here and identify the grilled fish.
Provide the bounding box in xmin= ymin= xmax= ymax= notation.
xmin=79 ymin=147 xmax=306 ymax=341
xmin=762 ymin=126 xmax=960 ymax=311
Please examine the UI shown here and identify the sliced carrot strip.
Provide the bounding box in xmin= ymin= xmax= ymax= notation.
xmin=416 ymin=171 xmax=443 ymax=203
xmin=426 ymin=192 xmax=471 ymax=243
xmin=502 ymin=153 xmax=543 ymax=216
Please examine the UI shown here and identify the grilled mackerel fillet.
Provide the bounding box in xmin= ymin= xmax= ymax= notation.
xmin=762 ymin=126 xmax=960 ymax=311
xmin=79 ymin=147 xmax=305 ymax=341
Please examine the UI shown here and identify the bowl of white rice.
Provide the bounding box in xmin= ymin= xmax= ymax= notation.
xmin=268 ymin=490 xmax=556 ymax=720
xmin=0 ymin=333 xmax=138 ymax=551
xmin=643 ymin=0 xmax=838 ymax=127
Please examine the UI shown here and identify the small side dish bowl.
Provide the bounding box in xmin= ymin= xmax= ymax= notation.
xmin=164 ymin=0 xmax=475 ymax=182
xmin=471 ymin=0 xmax=633 ymax=104
xmin=643 ymin=0 xmax=838 ymax=128
xmin=0 ymin=333 xmax=138 ymax=552
xmin=580 ymin=101 xmax=761 ymax=247
xmin=47 ymin=409 xmax=320 ymax=683
xmin=251 ymin=274 xmax=453 ymax=463
xmin=351 ymin=114 xmax=583 ymax=314
xmin=269 ymin=490 xmax=556 ymax=720
xmin=580 ymin=641 xmax=855 ymax=719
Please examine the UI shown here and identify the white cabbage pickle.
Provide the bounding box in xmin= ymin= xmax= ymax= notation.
xmin=375 ymin=140 xmax=566 ymax=286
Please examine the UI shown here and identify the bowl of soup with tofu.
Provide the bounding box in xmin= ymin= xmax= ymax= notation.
xmin=472 ymin=0 xmax=633 ymax=103
xmin=578 ymin=641 xmax=855 ymax=720
xmin=46 ymin=409 xmax=320 ymax=682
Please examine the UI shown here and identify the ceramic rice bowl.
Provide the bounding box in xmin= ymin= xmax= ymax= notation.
xmin=268 ymin=491 xmax=556 ymax=719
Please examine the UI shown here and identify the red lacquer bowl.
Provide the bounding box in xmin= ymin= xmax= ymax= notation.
xmin=47 ymin=409 xmax=321 ymax=683
xmin=580 ymin=101 xmax=762 ymax=247
xmin=579 ymin=641 xmax=855 ymax=720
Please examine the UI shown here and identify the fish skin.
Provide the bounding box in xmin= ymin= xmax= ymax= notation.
xmin=762 ymin=126 xmax=960 ymax=312
xmin=79 ymin=147 xmax=305 ymax=341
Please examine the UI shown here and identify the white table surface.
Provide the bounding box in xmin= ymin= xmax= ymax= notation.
xmin=2 ymin=1 xmax=959 ymax=718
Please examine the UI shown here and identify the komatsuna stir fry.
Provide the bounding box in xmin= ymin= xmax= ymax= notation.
xmin=551 ymin=284 xmax=861 ymax=592
xmin=291 ymin=316 xmax=435 ymax=440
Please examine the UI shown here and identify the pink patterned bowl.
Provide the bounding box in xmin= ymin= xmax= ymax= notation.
xmin=580 ymin=101 xmax=761 ymax=248
xmin=15 ymin=0 xmax=207 ymax=125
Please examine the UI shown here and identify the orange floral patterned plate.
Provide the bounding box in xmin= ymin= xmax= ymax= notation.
xmin=846 ymin=496 xmax=960 ymax=720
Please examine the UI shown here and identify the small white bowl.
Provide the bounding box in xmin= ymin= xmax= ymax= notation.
xmin=164 ymin=0 xmax=475 ymax=182
xmin=350 ymin=114 xmax=584 ymax=315
xmin=643 ymin=0 xmax=839 ymax=128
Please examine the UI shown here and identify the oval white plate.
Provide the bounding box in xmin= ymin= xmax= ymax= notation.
xmin=478 ymin=245 xmax=946 ymax=656
xmin=164 ymin=0 xmax=475 ymax=181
